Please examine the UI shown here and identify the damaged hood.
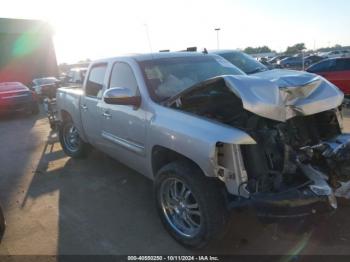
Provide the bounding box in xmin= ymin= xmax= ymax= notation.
xmin=224 ymin=71 xmax=344 ymax=122
xmin=172 ymin=70 xmax=344 ymax=122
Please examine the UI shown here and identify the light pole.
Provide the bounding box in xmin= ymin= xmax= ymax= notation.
xmin=144 ymin=24 xmax=153 ymax=53
xmin=214 ymin=28 xmax=220 ymax=49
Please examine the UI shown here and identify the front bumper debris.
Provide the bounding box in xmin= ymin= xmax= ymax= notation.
xmin=229 ymin=134 xmax=350 ymax=218
xmin=229 ymin=186 xmax=333 ymax=218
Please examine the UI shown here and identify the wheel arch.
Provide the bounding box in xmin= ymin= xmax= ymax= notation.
xmin=59 ymin=109 xmax=88 ymax=142
xmin=60 ymin=109 xmax=72 ymax=122
xmin=151 ymin=145 xmax=205 ymax=178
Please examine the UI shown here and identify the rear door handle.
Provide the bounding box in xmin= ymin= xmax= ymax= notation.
xmin=103 ymin=111 xmax=112 ymax=119
xmin=81 ymin=104 xmax=88 ymax=111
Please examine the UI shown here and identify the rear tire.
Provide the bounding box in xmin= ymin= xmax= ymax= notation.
xmin=59 ymin=119 xmax=90 ymax=158
xmin=154 ymin=160 xmax=229 ymax=249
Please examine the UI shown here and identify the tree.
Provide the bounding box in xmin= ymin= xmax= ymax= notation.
xmin=244 ymin=46 xmax=272 ymax=54
xmin=285 ymin=43 xmax=306 ymax=55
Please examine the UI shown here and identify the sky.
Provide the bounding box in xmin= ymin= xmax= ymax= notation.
xmin=1 ymin=0 xmax=350 ymax=64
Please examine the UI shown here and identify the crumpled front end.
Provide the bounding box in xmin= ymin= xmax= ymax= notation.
xmin=234 ymin=109 xmax=350 ymax=217
xmin=212 ymin=108 xmax=350 ymax=218
xmin=167 ymin=72 xmax=349 ymax=217
xmin=167 ymin=71 xmax=344 ymax=122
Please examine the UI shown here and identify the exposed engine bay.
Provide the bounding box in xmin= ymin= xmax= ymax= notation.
xmin=166 ymin=74 xmax=350 ymax=215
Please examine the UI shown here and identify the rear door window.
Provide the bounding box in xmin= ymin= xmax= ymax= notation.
xmin=85 ymin=64 xmax=107 ymax=98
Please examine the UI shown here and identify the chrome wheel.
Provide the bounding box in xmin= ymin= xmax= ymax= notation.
xmin=160 ymin=178 xmax=201 ymax=238
xmin=63 ymin=123 xmax=81 ymax=152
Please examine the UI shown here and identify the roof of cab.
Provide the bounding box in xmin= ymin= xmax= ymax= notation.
xmin=93 ymin=51 xmax=210 ymax=64
xmin=133 ymin=52 xmax=207 ymax=62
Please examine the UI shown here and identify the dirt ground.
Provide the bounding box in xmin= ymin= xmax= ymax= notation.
xmin=0 ymin=107 xmax=350 ymax=256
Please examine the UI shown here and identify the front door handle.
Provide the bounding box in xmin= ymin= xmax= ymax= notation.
xmin=103 ymin=111 xmax=112 ymax=119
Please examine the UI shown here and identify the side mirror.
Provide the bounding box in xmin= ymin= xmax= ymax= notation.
xmin=103 ymin=87 xmax=141 ymax=107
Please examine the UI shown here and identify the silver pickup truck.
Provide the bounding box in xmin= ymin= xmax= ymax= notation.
xmin=57 ymin=52 xmax=350 ymax=248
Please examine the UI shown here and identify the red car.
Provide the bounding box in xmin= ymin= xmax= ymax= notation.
xmin=0 ymin=82 xmax=39 ymax=115
xmin=307 ymin=57 xmax=350 ymax=96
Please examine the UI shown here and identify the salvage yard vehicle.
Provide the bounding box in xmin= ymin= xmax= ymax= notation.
xmin=31 ymin=77 xmax=60 ymax=102
xmin=0 ymin=82 xmax=39 ymax=115
xmin=320 ymin=50 xmax=350 ymax=59
xmin=277 ymin=56 xmax=311 ymax=69
xmin=57 ymin=52 xmax=350 ymax=248
xmin=268 ymin=55 xmax=290 ymax=65
xmin=307 ymin=57 xmax=350 ymax=98
xmin=63 ymin=67 xmax=88 ymax=86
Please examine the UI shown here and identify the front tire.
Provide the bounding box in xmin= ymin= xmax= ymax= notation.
xmin=59 ymin=119 xmax=90 ymax=158
xmin=154 ymin=160 xmax=229 ymax=248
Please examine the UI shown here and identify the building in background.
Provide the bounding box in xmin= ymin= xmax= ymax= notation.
xmin=0 ymin=18 xmax=58 ymax=85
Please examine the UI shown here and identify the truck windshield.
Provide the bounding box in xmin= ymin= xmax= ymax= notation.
xmin=138 ymin=55 xmax=244 ymax=102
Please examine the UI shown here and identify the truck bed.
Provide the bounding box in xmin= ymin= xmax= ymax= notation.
xmin=56 ymin=87 xmax=86 ymax=141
